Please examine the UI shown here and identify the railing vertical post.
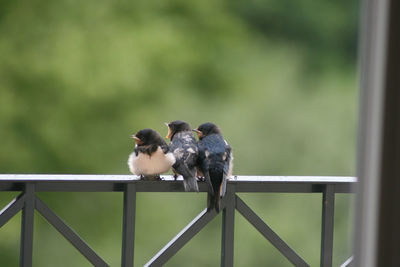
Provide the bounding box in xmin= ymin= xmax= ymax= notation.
xmin=122 ymin=183 xmax=136 ymax=267
xmin=221 ymin=185 xmax=235 ymax=267
xmin=320 ymin=184 xmax=335 ymax=267
xmin=20 ymin=183 xmax=35 ymax=267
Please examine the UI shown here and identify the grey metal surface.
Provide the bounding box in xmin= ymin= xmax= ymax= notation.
xmin=235 ymin=195 xmax=309 ymax=267
xmin=371 ymin=1 xmax=400 ymax=266
xmin=320 ymin=185 xmax=335 ymax=267
xmin=122 ymin=183 xmax=136 ymax=267
xmin=355 ymin=0 xmax=393 ymax=266
xmin=35 ymin=196 xmax=109 ymax=267
xmin=144 ymin=208 xmax=218 ymax=267
xmin=20 ymin=183 xmax=35 ymax=267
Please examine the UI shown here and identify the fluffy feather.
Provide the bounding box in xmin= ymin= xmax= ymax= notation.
xmin=128 ymin=128 xmax=176 ymax=179
xmin=128 ymin=146 xmax=175 ymax=176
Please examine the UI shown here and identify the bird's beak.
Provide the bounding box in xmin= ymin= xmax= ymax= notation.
xmin=166 ymin=125 xmax=172 ymax=139
xmin=131 ymin=135 xmax=142 ymax=145
xmin=192 ymin=129 xmax=203 ymax=138
xmin=164 ymin=122 xmax=169 ymax=127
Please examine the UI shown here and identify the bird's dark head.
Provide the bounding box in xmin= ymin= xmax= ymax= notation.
xmin=165 ymin=120 xmax=192 ymax=140
xmin=193 ymin=122 xmax=221 ymax=140
xmin=131 ymin=128 xmax=162 ymax=146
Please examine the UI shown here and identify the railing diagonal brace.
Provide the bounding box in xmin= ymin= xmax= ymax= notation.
xmin=340 ymin=256 xmax=353 ymax=267
xmin=35 ymin=196 xmax=109 ymax=267
xmin=235 ymin=195 xmax=310 ymax=267
xmin=144 ymin=208 xmax=218 ymax=267
xmin=0 ymin=193 xmax=25 ymax=228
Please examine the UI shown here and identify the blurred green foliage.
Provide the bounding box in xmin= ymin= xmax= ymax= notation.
xmin=0 ymin=0 xmax=358 ymax=266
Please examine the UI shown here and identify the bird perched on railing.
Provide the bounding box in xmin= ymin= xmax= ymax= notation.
xmin=165 ymin=120 xmax=199 ymax=192
xmin=193 ymin=122 xmax=233 ymax=212
xmin=128 ymin=128 xmax=176 ymax=180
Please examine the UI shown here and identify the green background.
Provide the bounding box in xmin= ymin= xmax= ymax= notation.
xmin=0 ymin=0 xmax=359 ymax=266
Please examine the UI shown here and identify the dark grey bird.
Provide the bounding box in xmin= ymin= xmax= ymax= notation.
xmin=166 ymin=120 xmax=199 ymax=192
xmin=128 ymin=128 xmax=175 ymax=180
xmin=193 ymin=122 xmax=233 ymax=212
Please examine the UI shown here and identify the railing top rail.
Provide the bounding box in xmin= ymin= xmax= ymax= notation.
xmin=0 ymin=174 xmax=356 ymax=193
xmin=0 ymin=174 xmax=357 ymax=183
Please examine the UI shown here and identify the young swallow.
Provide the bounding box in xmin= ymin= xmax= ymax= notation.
xmin=166 ymin=120 xmax=199 ymax=192
xmin=194 ymin=122 xmax=233 ymax=212
xmin=127 ymin=128 xmax=175 ymax=180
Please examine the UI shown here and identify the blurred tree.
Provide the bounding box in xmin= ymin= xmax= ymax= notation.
xmin=230 ymin=0 xmax=360 ymax=72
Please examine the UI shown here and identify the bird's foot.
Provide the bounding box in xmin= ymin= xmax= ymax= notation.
xmin=197 ymin=176 xmax=205 ymax=182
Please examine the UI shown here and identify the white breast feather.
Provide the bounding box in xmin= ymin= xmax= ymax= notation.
xmin=128 ymin=147 xmax=176 ymax=176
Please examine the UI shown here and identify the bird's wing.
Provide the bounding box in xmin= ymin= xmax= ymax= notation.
xmin=197 ymin=145 xmax=214 ymax=195
xmin=173 ymin=160 xmax=194 ymax=179
xmin=220 ymin=143 xmax=232 ymax=198
xmin=185 ymin=143 xmax=198 ymax=168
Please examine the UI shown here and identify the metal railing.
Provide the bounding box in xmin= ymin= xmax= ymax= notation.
xmin=0 ymin=174 xmax=356 ymax=267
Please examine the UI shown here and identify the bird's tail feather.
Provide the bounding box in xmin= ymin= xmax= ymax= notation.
xmin=220 ymin=175 xmax=227 ymax=198
xmin=207 ymin=170 xmax=225 ymax=212
xmin=215 ymin=195 xmax=222 ymax=212
xmin=207 ymin=194 xmax=222 ymax=212
xmin=174 ymin=162 xmax=199 ymax=192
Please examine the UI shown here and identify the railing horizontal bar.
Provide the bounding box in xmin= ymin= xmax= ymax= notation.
xmin=333 ymin=184 xmax=355 ymax=194
xmin=0 ymin=174 xmax=357 ymax=183
xmin=144 ymin=208 xmax=218 ymax=267
xmin=0 ymin=184 xmax=23 ymax=191
xmin=232 ymin=183 xmax=354 ymax=193
xmin=0 ymin=193 xmax=25 ymax=228
xmin=236 ymin=195 xmax=310 ymax=267
xmin=0 ymin=182 xmax=354 ymax=193
xmin=0 ymin=175 xmax=356 ymax=193
xmin=36 ymin=182 xmax=123 ymax=192
xmin=35 ymin=196 xmax=109 ymax=267
xmin=0 ymin=174 xmax=138 ymax=181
